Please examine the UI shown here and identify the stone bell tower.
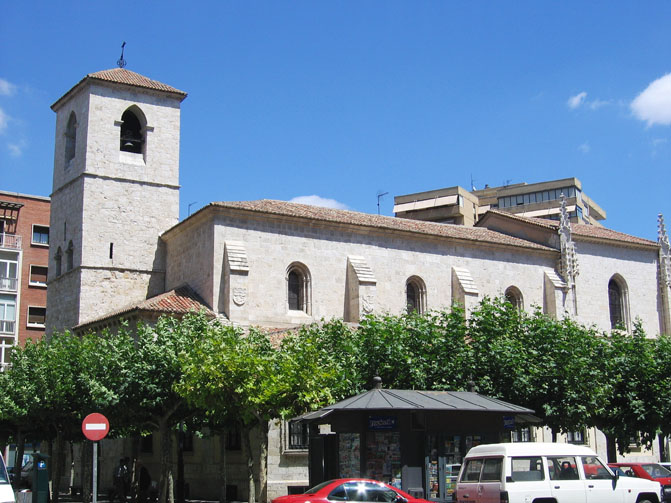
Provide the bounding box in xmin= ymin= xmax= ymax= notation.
xmin=46 ymin=69 xmax=187 ymax=334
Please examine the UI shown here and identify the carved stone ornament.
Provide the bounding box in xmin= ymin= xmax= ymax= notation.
xmin=558 ymin=194 xmax=579 ymax=288
xmin=361 ymin=294 xmax=375 ymax=314
xmin=232 ymin=287 xmax=247 ymax=306
xmin=659 ymin=214 xmax=671 ymax=289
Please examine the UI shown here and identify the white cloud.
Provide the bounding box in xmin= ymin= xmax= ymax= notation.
xmin=631 ymin=73 xmax=671 ymax=126
xmin=567 ymin=92 xmax=587 ymax=109
xmin=0 ymin=78 xmax=16 ymax=96
xmin=7 ymin=140 xmax=26 ymax=157
xmin=589 ymin=99 xmax=610 ymax=110
xmin=578 ymin=142 xmax=591 ymax=154
xmin=289 ymin=195 xmax=349 ymax=210
xmin=0 ymin=108 xmax=8 ymax=135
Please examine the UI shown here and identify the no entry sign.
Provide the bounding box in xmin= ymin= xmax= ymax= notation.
xmin=82 ymin=413 xmax=110 ymax=441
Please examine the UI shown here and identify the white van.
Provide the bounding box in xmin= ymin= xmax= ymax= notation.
xmin=455 ymin=442 xmax=662 ymax=503
xmin=0 ymin=452 xmax=15 ymax=503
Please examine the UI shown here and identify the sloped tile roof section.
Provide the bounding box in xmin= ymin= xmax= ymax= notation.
xmin=52 ymin=68 xmax=187 ymax=110
xmin=74 ymin=284 xmax=214 ymax=331
xmin=320 ymin=388 xmax=535 ymax=413
xmin=481 ymin=209 xmax=657 ymax=249
xmin=197 ymin=200 xmax=555 ymax=252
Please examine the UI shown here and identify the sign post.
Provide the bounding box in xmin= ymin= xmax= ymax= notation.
xmin=82 ymin=413 xmax=110 ymax=503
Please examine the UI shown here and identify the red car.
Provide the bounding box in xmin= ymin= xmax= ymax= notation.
xmin=272 ymin=479 xmax=430 ymax=503
xmin=609 ymin=463 xmax=671 ymax=502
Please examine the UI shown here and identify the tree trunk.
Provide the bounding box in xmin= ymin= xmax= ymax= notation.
xmin=158 ymin=418 xmax=174 ymax=503
xmin=659 ymin=434 xmax=668 ymax=463
xmin=605 ymin=434 xmax=617 ymax=463
xmin=242 ymin=426 xmax=255 ymax=503
xmin=551 ymin=429 xmax=557 ymax=443
xmin=219 ymin=431 xmax=228 ymax=503
xmin=13 ymin=430 xmax=25 ymax=485
xmin=177 ymin=425 xmax=184 ymax=503
xmin=81 ymin=440 xmax=93 ymax=503
xmin=69 ymin=442 xmax=75 ymax=495
xmin=51 ymin=431 xmax=65 ymax=503
xmin=258 ymin=423 xmax=268 ymax=503
xmin=130 ymin=436 xmax=140 ymax=503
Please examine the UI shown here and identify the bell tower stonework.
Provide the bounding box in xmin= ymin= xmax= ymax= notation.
xmin=46 ymin=69 xmax=187 ymax=334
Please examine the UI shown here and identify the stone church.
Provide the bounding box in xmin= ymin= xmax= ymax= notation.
xmin=45 ymin=68 xmax=671 ymax=500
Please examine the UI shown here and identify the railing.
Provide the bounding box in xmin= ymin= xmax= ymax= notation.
xmin=0 ymin=320 xmax=16 ymax=334
xmin=0 ymin=277 xmax=18 ymax=292
xmin=0 ymin=233 xmax=22 ymax=250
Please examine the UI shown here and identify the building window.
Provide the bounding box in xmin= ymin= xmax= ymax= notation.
xmin=0 ymin=295 xmax=16 ymax=334
xmin=510 ymin=427 xmax=533 ymax=443
xmin=608 ymin=275 xmax=629 ymax=330
xmin=287 ymin=420 xmax=309 ymax=450
xmin=287 ymin=263 xmax=310 ymax=313
xmin=27 ymin=307 xmax=46 ymax=328
xmin=0 ymin=259 xmax=18 ymax=291
xmin=64 ymin=111 xmax=77 ymax=166
xmin=226 ymin=426 xmax=241 ymax=451
xmin=140 ymin=434 xmax=153 ymax=453
xmin=120 ymin=107 xmax=145 ymax=154
xmin=566 ymin=430 xmax=586 ymax=444
xmin=32 ymin=225 xmax=49 ymax=246
xmin=29 ymin=265 xmax=48 ymax=287
xmin=504 ymin=286 xmax=523 ymax=311
xmin=406 ymin=276 xmax=426 ymax=314
xmin=55 ymin=248 xmax=62 ymax=277
xmin=66 ymin=241 xmax=74 ymax=272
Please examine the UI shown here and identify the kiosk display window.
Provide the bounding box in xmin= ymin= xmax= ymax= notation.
xmin=339 ymin=433 xmax=361 ymax=478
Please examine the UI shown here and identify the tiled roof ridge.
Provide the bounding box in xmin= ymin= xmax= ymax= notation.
xmin=207 ymin=199 xmax=556 ymax=252
xmin=87 ymin=68 xmax=187 ymax=96
xmin=74 ymin=283 xmax=213 ymax=331
xmin=484 ymin=209 xmax=657 ymax=247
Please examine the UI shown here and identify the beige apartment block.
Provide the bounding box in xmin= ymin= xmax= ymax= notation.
xmin=395 ymin=177 xmax=607 ymax=227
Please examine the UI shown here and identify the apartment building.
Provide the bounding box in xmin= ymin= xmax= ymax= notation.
xmin=0 ymin=191 xmax=50 ymax=367
xmin=394 ymin=177 xmax=606 ymax=227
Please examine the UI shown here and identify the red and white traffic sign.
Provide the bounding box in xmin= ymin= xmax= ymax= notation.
xmin=82 ymin=413 xmax=110 ymax=441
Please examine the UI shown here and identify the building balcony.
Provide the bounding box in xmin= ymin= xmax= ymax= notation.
xmin=0 ymin=233 xmax=22 ymax=250
xmin=0 ymin=277 xmax=18 ymax=292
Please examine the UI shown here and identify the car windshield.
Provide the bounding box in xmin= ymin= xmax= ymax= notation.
xmin=640 ymin=464 xmax=671 ymax=479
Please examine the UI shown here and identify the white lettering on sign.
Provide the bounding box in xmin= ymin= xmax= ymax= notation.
xmin=85 ymin=423 xmax=107 ymax=431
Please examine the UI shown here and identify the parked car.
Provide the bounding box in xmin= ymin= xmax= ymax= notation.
xmin=0 ymin=453 xmax=16 ymax=503
xmin=609 ymin=463 xmax=671 ymax=502
xmin=455 ymin=442 xmax=663 ymax=503
xmin=271 ymin=479 xmax=430 ymax=503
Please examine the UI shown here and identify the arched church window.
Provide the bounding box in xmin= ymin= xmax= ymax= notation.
xmin=287 ymin=263 xmax=311 ymax=313
xmin=66 ymin=241 xmax=74 ymax=272
xmin=608 ymin=276 xmax=628 ymax=329
xmin=64 ymin=112 xmax=77 ymax=166
xmin=120 ymin=108 xmax=145 ymax=154
xmin=504 ymin=286 xmax=523 ymax=311
xmin=406 ymin=276 xmax=426 ymax=314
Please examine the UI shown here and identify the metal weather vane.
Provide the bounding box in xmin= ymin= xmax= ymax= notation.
xmin=117 ymin=42 xmax=127 ymax=68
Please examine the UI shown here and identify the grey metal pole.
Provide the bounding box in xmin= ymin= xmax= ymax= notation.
xmin=93 ymin=442 xmax=98 ymax=503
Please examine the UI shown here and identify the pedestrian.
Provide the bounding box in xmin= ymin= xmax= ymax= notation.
xmin=113 ymin=458 xmax=128 ymax=502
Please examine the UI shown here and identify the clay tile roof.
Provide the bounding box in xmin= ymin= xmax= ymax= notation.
xmin=484 ymin=209 xmax=657 ymax=248
xmin=74 ymin=284 xmax=214 ymax=331
xmin=87 ymin=68 xmax=187 ymax=96
xmin=203 ymin=200 xmax=556 ymax=252
xmin=52 ymin=68 xmax=186 ymax=110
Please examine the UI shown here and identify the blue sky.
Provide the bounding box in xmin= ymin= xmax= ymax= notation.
xmin=1 ymin=1 xmax=670 ymax=240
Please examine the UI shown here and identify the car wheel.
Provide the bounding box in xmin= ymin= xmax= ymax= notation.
xmin=636 ymin=498 xmax=653 ymax=503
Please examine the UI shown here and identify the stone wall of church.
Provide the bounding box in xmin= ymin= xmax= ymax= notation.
xmin=574 ymin=240 xmax=661 ymax=335
xmin=164 ymin=211 xmax=561 ymax=328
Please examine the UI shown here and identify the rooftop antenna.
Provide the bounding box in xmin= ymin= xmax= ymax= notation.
xmin=117 ymin=41 xmax=127 ymax=68
xmin=376 ymin=191 xmax=388 ymax=215
xmin=187 ymin=201 xmax=198 ymax=216
xmin=470 ymin=174 xmax=476 ymax=191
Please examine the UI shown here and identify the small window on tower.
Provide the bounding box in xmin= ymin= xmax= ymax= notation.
xmin=120 ymin=108 xmax=145 ymax=154
xmin=64 ymin=112 xmax=77 ymax=166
